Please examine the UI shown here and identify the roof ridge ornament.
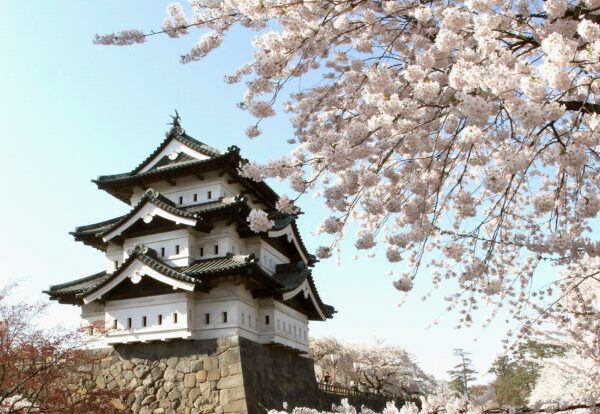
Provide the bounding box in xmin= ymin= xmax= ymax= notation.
xmin=167 ymin=110 xmax=184 ymax=138
xmin=144 ymin=188 xmax=159 ymax=199
xmin=129 ymin=243 xmax=149 ymax=256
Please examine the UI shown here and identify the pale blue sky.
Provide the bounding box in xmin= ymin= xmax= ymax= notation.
xmin=0 ymin=1 xmax=513 ymax=382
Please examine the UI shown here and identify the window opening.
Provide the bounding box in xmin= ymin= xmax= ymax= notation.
xmin=173 ymin=313 xmax=178 ymax=324
xmin=222 ymin=312 xmax=228 ymax=323
xmin=127 ymin=318 xmax=132 ymax=329
xmin=175 ymin=245 xmax=180 ymax=255
xmin=179 ymin=196 xmax=183 ymax=205
xmin=158 ymin=314 xmax=163 ymax=325
xmin=142 ymin=316 xmax=147 ymax=327
xmin=214 ymin=245 xmax=219 ymax=255
xmin=205 ymin=313 xmax=210 ymax=324
xmin=265 ymin=315 xmax=270 ymax=325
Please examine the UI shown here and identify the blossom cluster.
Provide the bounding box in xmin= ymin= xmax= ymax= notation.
xmin=247 ymin=209 xmax=273 ymax=233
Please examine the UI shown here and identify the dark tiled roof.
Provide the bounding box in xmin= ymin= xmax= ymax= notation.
xmin=46 ymin=253 xmax=258 ymax=305
xmin=71 ymin=195 xmax=248 ymax=250
xmin=46 ymin=253 xmax=334 ymax=318
xmin=181 ymin=254 xmax=257 ymax=276
xmin=273 ymin=262 xmax=311 ymax=290
xmin=94 ymin=143 xmax=279 ymax=206
xmin=272 ymin=262 xmax=335 ymax=319
xmin=181 ymin=196 xmax=246 ymax=214
xmin=99 ymin=192 xmax=200 ymax=240
xmin=46 ymin=250 xmax=196 ymax=305
xmin=96 ymin=153 xmax=232 ymax=184
xmin=45 ymin=271 xmax=110 ymax=298
xmin=73 ymin=216 xmax=125 ymax=236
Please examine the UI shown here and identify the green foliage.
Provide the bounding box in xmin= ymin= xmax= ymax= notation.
xmin=488 ymin=341 xmax=564 ymax=406
xmin=447 ymin=349 xmax=478 ymax=397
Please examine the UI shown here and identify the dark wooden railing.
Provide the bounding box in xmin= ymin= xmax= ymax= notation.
xmin=318 ymin=383 xmax=400 ymax=402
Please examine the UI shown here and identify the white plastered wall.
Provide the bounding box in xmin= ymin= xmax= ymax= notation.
xmin=80 ymin=281 xmax=310 ymax=352
xmin=121 ymin=229 xmax=192 ymax=267
xmin=130 ymin=174 xmax=237 ymax=207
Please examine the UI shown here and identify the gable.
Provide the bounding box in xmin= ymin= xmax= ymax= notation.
xmin=102 ymin=199 xmax=197 ymax=242
xmin=82 ymin=255 xmax=196 ymax=304
xmin=138 ymin=139 xmax=211 ymax=174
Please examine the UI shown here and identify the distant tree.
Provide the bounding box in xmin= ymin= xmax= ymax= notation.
xmin=489 ymin=342 xmax=563 ymax=407
xmin=0 ymin=283 xmax=120 ymax=414
xmin=447 ymin=349 xmax=477 ymax=398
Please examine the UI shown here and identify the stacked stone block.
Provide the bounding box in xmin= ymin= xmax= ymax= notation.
xmin=93 ymin=337 xmax=248 ymax=414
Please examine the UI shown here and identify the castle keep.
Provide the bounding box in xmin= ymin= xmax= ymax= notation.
xmin=45 ymin=116 xmax=335 ymax=413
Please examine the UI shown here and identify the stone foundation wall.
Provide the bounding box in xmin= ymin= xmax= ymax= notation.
xmin=91 ymin=336 xmax=388 ymax=414
xmin=93 ymin=337 xmax=247 ymax=414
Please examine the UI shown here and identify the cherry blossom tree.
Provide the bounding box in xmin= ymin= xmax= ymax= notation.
xmin=310 ymin=338 xmax=435 ymax=398
xmin=526 ymin=262 xmax=600 ymax=409
xmin=96 ymin=1 xmax=600 ymax=342
xmin=0 ymin=283 xmax=120 ymax=414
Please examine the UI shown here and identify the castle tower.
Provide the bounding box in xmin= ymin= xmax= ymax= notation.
xmin=45 ymin=116 xmax=335 ymax=413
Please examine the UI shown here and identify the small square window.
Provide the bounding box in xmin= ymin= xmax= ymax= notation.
xmin=205 ymin=313 xmax=210 ymax=325
xmin=179 ymin=196 xmax=183 ymax=205
xmin=222 ymin=312 xmax=228 ymax=323
xmin=214 ymin=245 xmax=219 ymax=255
xmin=193 ymin=193 xmax=198 ymax=202
xmin=200 ymin=247 xmax=204 ymax=256
xmin=265 ymin=315 xmax=270 ymax=325
xmin=207 ymin=191 xmax=212 ymax=199
xmin=142 ymin=316 xmax=147 ymax=327
xmin=127 ymin=318 xmax=132 ymax=329
xmin=161 ymin=247 xmax=165 ymax=257
xmin=158 ymin=315 xmax=163 ymax=325
xmin=173 ymin=312 xmax=178 ymax=324
xmin=175 ymin=245 xmax=180 ymax=255
xmin=113 ymin=319 xmax=118 ymax=330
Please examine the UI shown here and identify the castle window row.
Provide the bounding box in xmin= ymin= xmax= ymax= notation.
xmin=111 ymin=312 xmax=179 ymax=330
xmin=177 ymin=190 xmax=213 ymax=206
xmin=158 ymin=245 xmax=182 ymax=258
xmin=198 ymin=244 xmax=219 ymax=257
xmin=202 ymin=312 xmax=227 ymax=325
xmin=276 ymin=319 xmax=307 ymax=340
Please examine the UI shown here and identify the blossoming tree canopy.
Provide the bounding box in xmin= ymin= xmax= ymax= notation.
xmin=96 ymin=1 xmax=600 ymax=332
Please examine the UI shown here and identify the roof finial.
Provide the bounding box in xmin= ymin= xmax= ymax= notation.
xmin=167 ymin=110 xmax=184 ymax=137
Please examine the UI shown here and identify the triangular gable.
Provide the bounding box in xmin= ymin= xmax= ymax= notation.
xmin=136 ymin=138 xmax=211 ymax=174
xmin=82 ymin=253 xmax=196 ymax=304
xmin=130 ymin=123 xmax=222 ymax=175
xmin=102 ymin=193 xmax=198 ymax=242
